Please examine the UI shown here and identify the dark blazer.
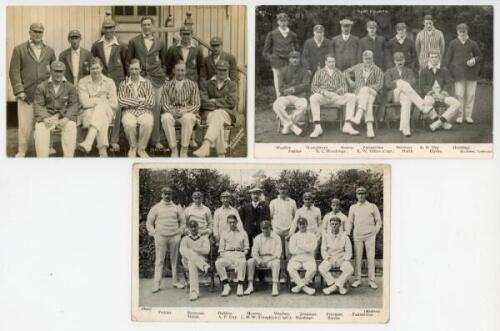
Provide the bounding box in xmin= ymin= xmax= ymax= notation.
xmin=301 ymin=37 xmax=334 ymax=73
xmin=9 ymin=41 xmax=56 ymax=102
xmin=200 ymin=78 xmax=238 ymax=123
xmin=279 ymin=64 xmax=311 ymax=98
xmin=331 ymin=34 xmax=360 ymax=71
xmin=385 ymin=37 xmax=417 ymax=71
xmin=262 ymin=28 xmax=299 ymax=69
xmin=419 ymin=66 xmax=454 ymax=96
xmin=127 ymin=34 xmax=167 ymax=88
xmin=443 ymin=38 xmax=482 ymax=81
xmin=200 ymin=51 xmax=239 ymax=82
xmin=91 ymin=38 xmax=128 ymax=88
xmin=165 ymin=43 xmax=204 ymax=83
xmin=238 ymin=201 xmax=271 ymax=238
xmin=358 ymin=35 xmax=387 ymax=71
xmin=58 ymin=47 xmax=93 ymax=85
xmin=384 ymin=66 xmax=417 ymax=91
xmin=33 ymin=79 xmax=79 ymax=122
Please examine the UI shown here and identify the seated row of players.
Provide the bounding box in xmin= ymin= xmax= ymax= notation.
xmin=146 ymin=186 xmax=382 ymax=301
xmin=10 ymin=19 xmax=240 ymax=158
xmin=265 ymin=14 xmax=481 ymax=138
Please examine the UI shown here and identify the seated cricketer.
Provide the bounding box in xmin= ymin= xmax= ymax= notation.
xmin=78 ymin=57 xmax=119 ymax=157
xmin=272 ymin=50 xmax=310 ymax=137
xmin=287 ymin=217 xmax=318 ymax=295
xmin=179 ymin=220 xmax=211 ymax=301
xmin=193 ymin=60 xmax=239 ymax=157
xmin=345 ymin=50 xmax=384 ymax=139
xmin=319 ymin=216 xmax=354 ymax=295
xmin=213 ymin=191 xmax=244 ymax=243
xmin=184 ymin=191 xmax=213 ymax=236
xmin=216 ymin=214 xmax=250 ymax=297
xmin=309 ymin=54 xmax=357 ymax=138
xmin=384 ymin=52 xmax=425 ymax=137
xmin=419 ymin=50 xmax=461 ymax=132
xmin=160 ymin=60 xmax=200 ymax=158
xmin=118 ymin=59 xmax=155 ymax=157
xmin=244 ymin=220 xmax=282 ymax=296
xmin=33 ymin=61 xmax=78 ymax=157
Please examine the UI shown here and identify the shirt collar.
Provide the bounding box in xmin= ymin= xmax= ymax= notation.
xmin=29 ymin=40 xmax=44 ymax=49
xmin=428 ymin=62 xmax=441 ymax=70
xmin=178 ymin=41 xmax=196 ymax=49
xmin=278 ymin=27 xmax=290 ymax=34
xmin=71 ymin=47 xmax=81 ymax=54
xmin=48 ymin=76 xmax=67 ymax=84
xmin=125 ymin=75 xmax=146 ymax=85
xmin=458 ymin=35 xmax=469 ymax=44
xmin=396 ymin=35 xmax=406 ymax=43
xmin=99 ymin=35 xmax=119 ymax=46
xmin=161 ymin=200 xmax=173 ymax=205
xmin=210 ymin=75 xmax=230 ymax=82
xmin=357 ymin=200 xmax=368 ymax=205
xmin=142 ymin=33 xmax=154 ymax=40
xmin=313 ymin=36 xmax=324 ymax=44
xmin=188 ymin=233 xmax=201 ymax=240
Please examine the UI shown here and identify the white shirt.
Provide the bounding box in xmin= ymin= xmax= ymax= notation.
xmin=396 ymin=35 xmax=406 ymax=44
xmin=313 ymin=37 xmax=324 ymax=47
xmin=29 ymin=40 xmax=42 ymax=60
xmin=270 ymin=196 xmax=297 ymax=236
xmin=342 ymin=34 xmax=350 ymax=41
xmin=71 ymin=48 xmax=80 ymax=83
xmin=278 ymin=27 xmax=289 ymax=38
xmin=179 ymin=42 xmax=195 ymax=62
xmin=143 ymin=34 xmax=154 ymax=51
xmin=99 ymin=36 xmax=119 ymax=65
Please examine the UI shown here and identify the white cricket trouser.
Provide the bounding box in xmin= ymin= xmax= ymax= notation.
xmin=161 ymin=112 xmax=197 ymax=149
xmin=354 ymin=235 xmax=376 ymax=282
xmin=17 ymin=100 xmax=34 ymax=154
xmin=122 ymin=112 xmax=154 ymax=150
xmin=287 ymin=258 xmax=317 ymax=286
xmin=454 ymin=80 xmax=477 ymax=120
xmin=151 ymin=87 xmax=163 ymax=145
xmin=81 ymin=103 xmax=114 ymax=148
xmin=273 ymin=95 xmax=307 ymax=126
xmin=180 ymin=248 xmax=209 ymax=295
xmin=215 ymin=252 xmax=246 ymax=281
xmin=272 ymin=68 xmax=281 ymax=98
xmin=309 ymin=92 xmax=356 ymax=123
xmin=154 ymin=234 xmax=181 ymax=289
xmin=393 ymin=80 xmax=425 ymax=132
xmin=318 ymin=258 xmax=354 ymax=288
xmin=247 ymin=257 xmax=281 ymax=283
xmin=34 ymin=120 xmax=77 ymax=157
xmin=204 ymin=109 xmax=231 ymax=155
xmin=423 ymin=95 xmax=460 ymax=121
xmin=356 ymin=87 xmax=376 ymax=123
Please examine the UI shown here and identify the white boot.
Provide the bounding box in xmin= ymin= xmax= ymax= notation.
xmin=221 ymin=284 xmax=231 ymax=296
xmin=366 ymin=122 xmax=375 ymax=138
xmin=309 ymin=125 xmax=323 ymax=138
xmin=290 ymin=124 xmax=303 ymax=136
xmin=244 ymin=283 xmax=254 ymax=295
xmin=193 ymin=141 xmax=211 ymax=157
xmin=170 ymin=148 xmax=179 ymax=158
xmin=342 ymin=122 xmax=359 ymax=135
xmin=429 ymin=119 xmax=442 ymax=132
xmin=272 ymin=283 xmax=279 ymax=296
xmin=128 ymin=147 xmax=137 ymax=158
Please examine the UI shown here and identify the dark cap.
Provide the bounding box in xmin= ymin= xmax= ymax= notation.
xmin=393 ymin=52 xmax=405 ymax=60
xmin=424 ymin=14 xmax=433 ymax=21
xmin=220 ymin=191 xmax=231 ymax=197
xmin=102 ymin=19 xmax=116 ymax=28
xmin=216 ymin=60 xmax=230 ymax=70
xmin=260 ymin=220 xmax=271 ymax=229
xmin=366 ymin=20 xmax=378 ymax=28
xmin=356 ymin=186 xmax=367 ymax=194
xmin=249 ymin=187 xmax=263 ymax=194
xmin=192 ymin=191 xmax=202 ymax=198
xmin=395 ymin=22 xmax=407 ymax=30
xmin=210 ymin=36 xmax=222 ymax=46
xmin=457 ymin=23 xmax=468 ymax=32
xmin=340 ymin=19 xmax=354 ymax=25
xmin=161 ymin=187 xmax=173 ymax=193
xmin=30 ymin=22 xmax=44 ymax=32
xmin=297 ymin=217 xmax=308 ymax=225
xmin=68 ymin=30 xmax=81 ymax=38
xmin=303 ymin=192 xmax=313 ymax=199
xmin=277 ymin=12 xmax=289 ymax=21
xmin=278 ymin=183 xmax=288 ymax=190
xmin=187 ymin=219 xmax=198 ymax=227
xmin=288 ymin=50 xmax=300 ymax=58
xmin=51 ymin=61 xmax=66 ymax=71
xmin=180 ymin=25 xmax=193 ymax=33
xmin=331 ymin=198 xmax=340 ymax=204
xmin=329 ymin=216 xmax=342 ymax=224
xmin=313 ymin=24 xmax=325 ymax=33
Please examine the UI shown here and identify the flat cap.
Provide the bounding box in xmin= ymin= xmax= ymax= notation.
xmin=424 ymin=14 xmax=433 ymax=21
xmin=457 ymin=23 xmax=468 ymax=32
xmin=277 ymin=12 xmax=289 ymax=21
xmin=30 ymin=22 xmax=44 ymax=32
xmin=393 ymin=52 xmax=405 ymax=60
xmin=303 ymin=192 xmax=313 ymax=199
xmin=180 ymin=25 xmax=193 ymax=33
xmin=356 ymin=186 xmax=367 ymax=193
xmin=297 ymin=217 xmax=308 ymax=225
xmin=260 ymin=220 xmax=271 ymax=228
xmin=248 ymin=187 xmax=263 ymax=194
xmin=187 ymin=219 xmax=198 ymax=227
xmin=278 ymin=183 xmax=288 ymax=190
xmin=395 ymin=22 xmax=407 ymax=30
xmin=216 ymin=60 xmax=230 ymax=69
xmin=220 ymin=191 xmax=231 ymax=197
xmin=340 ymin=18 xmax=354 ymax=25
xmin=329 ymin=216 xmax=342 ymax=223
xmin=313 ymin=24 xmax=325 ymax=33
xmin=210 ymin=36 xmax=222 ymax=45
xmin=68 ymin=30 xmax=81 ymax=38
xmin=102 ymin=19 xmax=116 ymax=28
xmin=161 ymin=187 xmax=173 ymax=193
xmin=366 ymin=20 xmax=378 ymax=28
xmin=192 ymin=191 xmax=202 ymax=197
xmin=331 ymin=198 xmax=340 ymax=204
xmin=50 ymin=61 xmax=66 ymax=71
xmin=288 ymin=50 xmax=300 ymax=58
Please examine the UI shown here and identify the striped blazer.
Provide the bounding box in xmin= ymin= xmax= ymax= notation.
xmin=311 ymin=67 xmax=348 ymax=95
xmin=118 ymin=76 xmax=155 ymax=117
xmin=345 ymin=63 xmax=384 ymax=94
xmin=415 ymin=28 xmax=445 ymax=68
xmin=160 ymin=78 xmax=200 ymax=116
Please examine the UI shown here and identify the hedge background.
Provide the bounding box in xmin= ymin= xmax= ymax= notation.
xmin=138 ymin=168 xmax=385 ymax=278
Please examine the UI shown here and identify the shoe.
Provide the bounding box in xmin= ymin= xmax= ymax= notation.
xmin=170 ymin=148 xmax=179 ymax=158
xmin=402 ymin=129 xmax=411 ymax=137
xmin=429 ymin=119 xmax=442 ymax=132
xmin=15 ymin=152 xmax=26 ymax=158
xmin=290 ymin=124 xmax=303 ymax=136
xmin=322 ymin=284 xmax=337 ymax=295
xmin=236 ymin=284 xmax=244 ymax=296
xmin=442 ymin=122 xmax=453 ymax=130
xmin=221 ymin=284 xmax=231 ymax=296
xmin=193 ymin=142 xmax=210 ymax=157
xmin=189 ymin=137 xmax=198 ymax=148
xmin=202 ymin=265 xmax=211 ymax=277
xmin=281 ymin=122 xmax=292 ymax=135
xmin=173 ymin=282 xmax=185 ymax=289
xmin=137 ymin=149 xmax=149 ymax=158
xmin=98 ymin=147 xmax=108 ymax=157
xmin=302 ymin=285 xmax=316 ymax=295
xmin=369 ymin=281 xmax=378 ymax=289
xmin=49 ymin=147 xmax=57 ymax=156
xmin=309 ymin=126 xmax=323 ymax=139
xmin=339 ymin=286 xmax=347 ymax=295
xmin=279 ymin=277 xmax=286 ymax=284
xmin=189 ymin=291 xmax=198 ymax=301
xmin=342 ymin=122 xmax=360 ymax=135
xmin=128 ymin=148 xmax=137 ymax=158
xmin=180 ymin=147 xmax=189 ymax=158
xmin=110 ymin=143 xmax=120 ymax=152
xmin=272 ymin=284 xmax=279 ymax=296
xmin=155 ymin=142 xmax=165 ymax=150
xmin=351 ymin=280 xmax=361 ymax=288
xmin=455 ymin=117 xmax=463 ymax=124
xmin=366 ymin=124 xmax=375 ymax=139
xmin=152 ymin=287 xmax=160 ymax=293
xmin=291 ymin=285 xmax=302 ymax=293
xmin=244 ymin=284 xmax=254 ymax=295
xmin=77 ymin=143 xmax=91 ymax=154
xmin=465 ymin=117 xmax=474 ymax=124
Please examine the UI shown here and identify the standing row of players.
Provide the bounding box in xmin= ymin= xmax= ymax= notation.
xmin=146 ymin=185 xmax=382 ymax=300
xmin=264 ymin=13 xmax=482 ymax=138
xmin=9 ymin=17 xmax=241 ymax=158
